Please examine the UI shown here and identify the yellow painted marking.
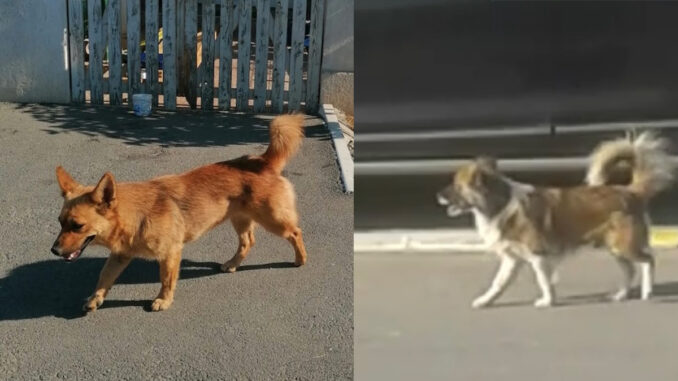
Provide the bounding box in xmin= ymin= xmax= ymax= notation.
xmin=650 ymin=227 xmax=678 ymax=248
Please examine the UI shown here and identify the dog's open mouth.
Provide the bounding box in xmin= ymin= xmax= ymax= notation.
xmin=446 ymin=205 xmax=466 ymax=217
xmin=63 ymin=235 xmax=95 ymax=262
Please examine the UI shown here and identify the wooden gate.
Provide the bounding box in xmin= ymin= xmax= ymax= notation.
xmin=67 ymin=0 xmax=325 ymax=113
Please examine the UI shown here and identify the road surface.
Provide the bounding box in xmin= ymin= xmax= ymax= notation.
xmin=356 ymin=250 xmax=678 ymax=381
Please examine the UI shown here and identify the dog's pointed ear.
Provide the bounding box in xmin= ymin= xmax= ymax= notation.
xmin=91 ymin=172 xmax=116 ymax=207
xmin=56 ymin=166 xmax=81 ymax=197
xmin=475 ymin=156 xmax=497 ymax=172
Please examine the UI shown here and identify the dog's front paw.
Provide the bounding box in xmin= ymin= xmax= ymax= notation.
xmin=534 ymin=297 xmax=553 ymax=308
xmin=471 ymin=296 xmax=492 ymax=309
xmin=220 ymin=260 xmax=238 ymax=273
xmin=294 ymin=256 xmax=306 ymax=267
xmin=609 ymin=288 xmax=629 ymax=302
xmin=151 ymin=298 xmax=173 ymax=311
xmin=83 ymin=295 xmax=104 ymax=312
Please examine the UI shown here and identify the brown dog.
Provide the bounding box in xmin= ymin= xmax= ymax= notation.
xmin=437 ymin=132 xmax=674 ymax=308
xmin=51 ymin=114 xmax=307 ymax=312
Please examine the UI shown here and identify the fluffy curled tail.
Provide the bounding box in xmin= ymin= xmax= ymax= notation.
xmin=586 ymin=131 xmax=675 ymax=200
xmin=262 ymin=114 xmax=305 ymax=173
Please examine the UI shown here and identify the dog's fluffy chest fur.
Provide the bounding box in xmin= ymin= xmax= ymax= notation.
xmin=472 ymin=180 xmax=533 ymax=248
xmin=472 ymin=209 xmax=502 ymax=246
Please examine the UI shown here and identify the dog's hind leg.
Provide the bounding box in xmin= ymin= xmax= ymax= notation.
xmin=151 ymin=247 xmax=182 ymax=311
xmin=255 ymin=215 xmax=307 ymax=267
xmin=221 ymin=217 xmax=255 ymax=273
xmin=253 ymin=184 xmax=307 ymax=266
xmin=609 ymin=256 xmax=635 ymax=301
xmin=287 ymin=227 xmax=307 ymax=267
xmin=84 ymin=254 xmax=133 ymax=312
xmin=634 ymin=251 xmax=655 ymax=300
xmin=603 ymin=212 xmax=655 ymax=300
xmin=472 ymin=253 xmax=522 ymax=308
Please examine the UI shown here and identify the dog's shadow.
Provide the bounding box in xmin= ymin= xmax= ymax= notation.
xmin=0 ymin=258 xmax=295 ymax=320
xmin=490 ymin=282 xmax=678 ymax=309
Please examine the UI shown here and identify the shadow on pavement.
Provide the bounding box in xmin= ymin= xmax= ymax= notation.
xmin=488 ymin=282 xmax=678 ymax=308
xmin=238 ymin=262 xmax=297 ymax=272
xmin=561 ymin=282 xmax=678 ymax=306
xmin=0 ymin=257 xmax=295 ymax=320
xmin=15 ymin=103 xmax=328 ymax=148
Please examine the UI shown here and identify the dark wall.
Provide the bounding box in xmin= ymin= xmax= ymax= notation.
xmin=357 ymin=1 xmax=678 ymax=136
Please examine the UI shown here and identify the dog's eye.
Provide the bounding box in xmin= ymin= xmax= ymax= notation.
xmin=71 ymin=222 xmax=84 ymax=231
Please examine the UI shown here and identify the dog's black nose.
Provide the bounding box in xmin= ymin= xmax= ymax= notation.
xmin=50 ymin=246 xmax=61 ymax=256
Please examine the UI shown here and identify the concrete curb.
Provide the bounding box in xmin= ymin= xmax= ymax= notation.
xmin=320 ymin=104 xmax=354 ymax=193
xmin=355 ymin=229 xmax=487 ymax=253
xmin=355 ymin=227 xmax=678 ymax=254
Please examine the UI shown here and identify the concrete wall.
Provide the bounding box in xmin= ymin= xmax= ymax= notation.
xmin=321 ymin=0 xmax=354 ymax=115
xmin=0 ymin=1 xmax=71 ymax=103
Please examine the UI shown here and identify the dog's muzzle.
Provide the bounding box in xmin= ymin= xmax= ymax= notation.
xmin=445 ymin=205 xmax=465 ymax=217
xmin=52 ymin=235 xmax=96 ymax=262
xmin=437 ymin=193 xmax=466 ymax=217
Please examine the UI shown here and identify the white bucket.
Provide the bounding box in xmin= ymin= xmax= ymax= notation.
xmin=132 ymin=94 xmax=152 ymax=116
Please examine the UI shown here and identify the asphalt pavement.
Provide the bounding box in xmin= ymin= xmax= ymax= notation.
xmin=0 ymin=103 xmax=353 ymax=380
xmin=355 ymin=250 xmax=678 ymax=381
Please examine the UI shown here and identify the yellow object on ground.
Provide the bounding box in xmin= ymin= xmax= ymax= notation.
xmin=650 ymin=227 xmax=678 ymax=248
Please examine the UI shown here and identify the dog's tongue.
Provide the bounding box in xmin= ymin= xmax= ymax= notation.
xmin=64 ymin=250 xmax=81 ymax=262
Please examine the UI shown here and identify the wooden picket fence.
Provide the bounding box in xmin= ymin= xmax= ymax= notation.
xmin=67 ymin=0 xmax=325 ymax=113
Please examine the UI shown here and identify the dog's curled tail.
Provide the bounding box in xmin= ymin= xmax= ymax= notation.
xmin=586 ymin=131 xmax=675 ymax=200
xmin=262 ymin=114 xmax=305 ymax=173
